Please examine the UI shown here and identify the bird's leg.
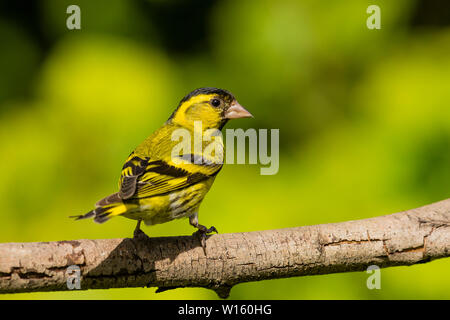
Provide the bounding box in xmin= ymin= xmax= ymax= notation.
xmin=189 ymin=213 xmax=218 ymax=253
xmin=133 ymin=219 xmax=150 ymax=240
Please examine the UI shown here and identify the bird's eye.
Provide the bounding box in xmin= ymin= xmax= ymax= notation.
xmin=210 ymin=99 xmax=221 ymax=107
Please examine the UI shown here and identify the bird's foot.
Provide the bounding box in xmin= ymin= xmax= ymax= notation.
xmin=133 ymin=220 xmax=150 ymax=240
xmin=192 ymin=224 xmax=218 ymax=254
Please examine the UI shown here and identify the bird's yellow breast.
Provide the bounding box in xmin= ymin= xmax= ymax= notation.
xmin=122 ymin=177 xmax=216 ymax=225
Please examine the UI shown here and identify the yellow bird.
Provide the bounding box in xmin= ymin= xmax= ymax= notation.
xmin=73 ymin=87 xmax=252 ymax=248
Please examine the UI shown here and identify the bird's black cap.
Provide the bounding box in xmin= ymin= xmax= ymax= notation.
xmin=179 ymin=87 xmax=235 ymax=105
xmin=168 ymin=87 xmax=236 ymax=121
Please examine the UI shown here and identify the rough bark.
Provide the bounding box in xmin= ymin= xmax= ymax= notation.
xmin=0 ymin=199 xmax=449 ymax=298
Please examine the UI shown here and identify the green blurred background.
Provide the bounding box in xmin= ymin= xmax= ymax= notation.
xmin=1 ymin=0 xmax=449 ymax=299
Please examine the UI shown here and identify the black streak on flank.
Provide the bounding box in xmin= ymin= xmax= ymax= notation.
xmin=147 ymin=160 xmax=192 ymax=178
xmin=147 ymin=161 xmax=212 ymax=183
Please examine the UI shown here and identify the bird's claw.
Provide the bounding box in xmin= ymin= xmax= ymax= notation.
xmin=205 ymin=226 xmax=218 ymax=234
xmin=192 ymin=225 xmax=218 ymax=254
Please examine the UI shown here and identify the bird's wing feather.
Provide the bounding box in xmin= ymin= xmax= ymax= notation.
xmin=118 ymin=153 xmax=150 ymax=199
xmin=119 ymin=152 xmax=222 ymax=200
xmin=95 ymin=192 xmax=121 ymax=207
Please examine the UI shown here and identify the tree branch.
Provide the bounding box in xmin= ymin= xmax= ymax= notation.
xmin=1 ymin=199 xmax=449 ymax=298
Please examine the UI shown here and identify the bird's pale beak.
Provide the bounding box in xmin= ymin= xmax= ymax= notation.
xmin=224 ymin=101 xmax=253 ymax=119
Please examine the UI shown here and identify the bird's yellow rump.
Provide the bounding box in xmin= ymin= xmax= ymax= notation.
xmin=72 ymin=87 xmax=252 ymax=246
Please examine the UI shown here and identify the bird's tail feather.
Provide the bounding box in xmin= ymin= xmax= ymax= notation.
xmin=71 ymin=202 xmax=134 ymax=224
